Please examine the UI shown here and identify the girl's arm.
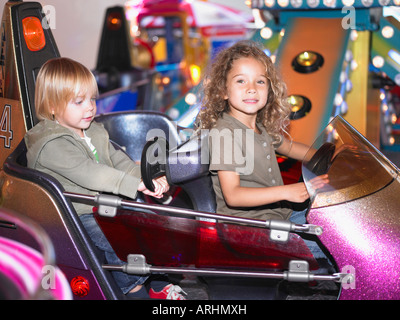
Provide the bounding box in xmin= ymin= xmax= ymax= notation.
xmin=218 ymin=170 xmax=311 ymax=207
xmin=276 ymin=137 xmax=311 ymax=161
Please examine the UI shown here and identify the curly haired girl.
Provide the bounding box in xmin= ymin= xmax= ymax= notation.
xmin=197 ymin=40 xmax=327 ymax=221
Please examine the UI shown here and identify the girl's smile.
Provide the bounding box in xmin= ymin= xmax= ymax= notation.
xmin=242 ymin=99 xmax=259 ymax=103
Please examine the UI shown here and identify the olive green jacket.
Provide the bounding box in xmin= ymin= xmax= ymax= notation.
xmin=24 ymin=119 xmax=141 ymax=215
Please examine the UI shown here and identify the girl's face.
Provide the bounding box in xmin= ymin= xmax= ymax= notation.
xmin=55 ymin=92 xmax=97 ymax=137
xmin=224 ymin=57 xmax=268 ymax=125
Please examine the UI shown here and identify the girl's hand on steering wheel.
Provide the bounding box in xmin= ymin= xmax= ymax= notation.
xmin=308 ymin=174 xmax=329 ymax=191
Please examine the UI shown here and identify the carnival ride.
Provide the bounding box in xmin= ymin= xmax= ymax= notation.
xmin=1 ymin=0 xmax=400 ymax=300
xmin=0 ymin=0 xmax=319 ymax=300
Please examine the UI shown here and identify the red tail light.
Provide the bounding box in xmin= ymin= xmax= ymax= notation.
xmin=70 ymin=276 xmax=90 ymax=297
xmin=22 ymin=16 xmax=46 ymax=51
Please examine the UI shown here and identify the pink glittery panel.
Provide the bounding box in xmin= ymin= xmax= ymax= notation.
xmin=308 ymin=178 xmax=400 ymax=300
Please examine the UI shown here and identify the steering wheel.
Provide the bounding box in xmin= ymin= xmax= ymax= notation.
xmin=305 ymin=142 xmax=336 ymax=176
xmin=140 ymin=137 xmax=169 ymax=192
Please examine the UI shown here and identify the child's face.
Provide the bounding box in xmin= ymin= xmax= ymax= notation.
xmin=55 ymin=92 xmax=97 ymax=137
xmin=224 ymin=57 xmax=268 ymax=123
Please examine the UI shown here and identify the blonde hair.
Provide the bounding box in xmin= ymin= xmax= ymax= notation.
xmin=197 ymin=40 xmax=291 ymax=144
xmin=35 ymin=57 xmax=98 ymax=120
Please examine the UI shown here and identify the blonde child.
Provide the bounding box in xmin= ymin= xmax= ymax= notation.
xmin=24 ymin=57 xmax=185 ymax=299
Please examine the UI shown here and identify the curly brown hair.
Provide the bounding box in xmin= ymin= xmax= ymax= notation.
xmin=197 ymin=40 xmax=291 ymax=144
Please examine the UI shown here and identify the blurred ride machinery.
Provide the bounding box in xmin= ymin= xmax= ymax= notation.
xmin=95 ymin=0 xmax=253 ymax=117
xmin=249 ymin=0 xmax=400 ymax=151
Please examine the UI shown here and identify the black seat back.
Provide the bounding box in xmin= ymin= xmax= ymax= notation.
xmin=95 ymin=111 xmax=182 ymax=162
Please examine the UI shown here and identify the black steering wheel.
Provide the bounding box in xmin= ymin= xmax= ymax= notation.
xmin=305 ymin=142 xmax=336 ymax=176
xmin=140 ymin=137 xmax=169 ymax=192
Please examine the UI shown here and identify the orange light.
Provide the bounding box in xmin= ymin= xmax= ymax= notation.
xmin=189 ymin=64 xmax=201 ymax=85
xmin=22 ymin=17 xmax=46 ymax=51
xmin=107 ymin=12 xmax=122 ymax=31
xmin=162 ymin=77 xmax=171 ymax=85
xmin=70 ymin=276 xmax=90 ymax=297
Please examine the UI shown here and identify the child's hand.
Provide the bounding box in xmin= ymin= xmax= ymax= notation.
xmin=285 ymin=175 xmax=329 ymax=203
xmin=308 ymin=174 xmax=329 ymax=191
xmin=138 ymin=176 xmax=169 ymax=198
xmin=285 ymin=175 xmax=328 ymax=203
xmin=285 ymin=182 xmax=311 ymax=203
